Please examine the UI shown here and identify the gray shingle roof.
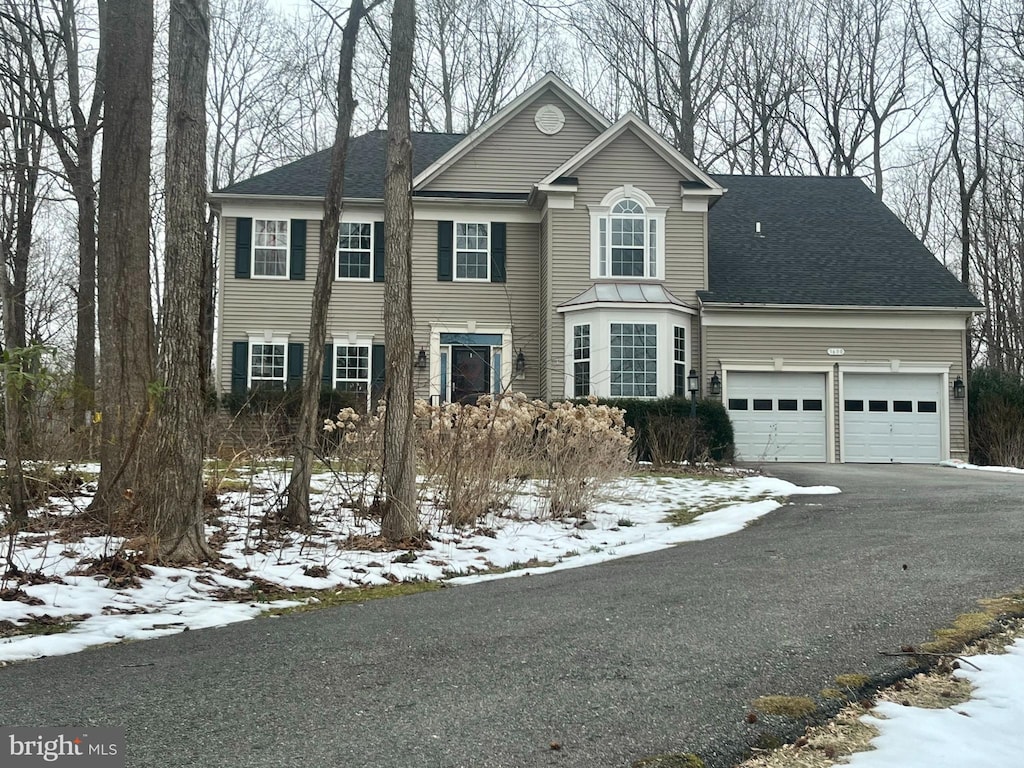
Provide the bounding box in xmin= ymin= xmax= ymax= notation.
xmin=702 ymin=174 xmax=981 ymax=308
xmin=214 ymin=130 xmax=465 ymax=198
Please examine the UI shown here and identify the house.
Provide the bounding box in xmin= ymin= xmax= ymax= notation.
xmin=209 ymin=74 xmax=982 ymax=464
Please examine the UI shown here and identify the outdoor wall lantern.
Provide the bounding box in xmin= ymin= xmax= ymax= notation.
xmin=708 ymin=371 xmax=722 ymax=397
xmin=515 ymin=349 xmax=527 ymax=377
xmin=687 ymin=368 xmax=699 ymax=417
xmin=415 ymin=348 xmax=427 ymax=370
xmin=953 ymin=375 xmax=965 ymax=399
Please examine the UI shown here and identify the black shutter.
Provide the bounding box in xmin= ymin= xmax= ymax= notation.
xmin=490 ymin=222 xmax=506 ymax=283
xmin=287 ymin=342 xmax=304 ymax=389
xmin=231 ymin=342 xmax=248 ymax=394
xmin=437 ymin=220 xmax=453 ymax=281
xmin=371 ymin=343 xmax=386 ymax=404
xmin=289 ymin=219 xmax=306 ymax=280
xmin=373 ymin=220 xmax=385 ymax=282
xmin=322 ymin=344 xmax=334 ymax=388
xmin=234 ymin=218 xmax=252 ymax=279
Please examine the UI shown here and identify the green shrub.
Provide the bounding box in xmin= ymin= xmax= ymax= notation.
xmin=589 ymin=397 xmax=734 ymax=465
xmin=969 ymin=367 xmax=1024 ymax=467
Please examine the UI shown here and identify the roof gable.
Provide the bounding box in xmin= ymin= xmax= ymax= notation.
xmin=539 ymin=114 xmax=724 ymax=195
xmin=413 ymin=74 xmax=610 ymax=194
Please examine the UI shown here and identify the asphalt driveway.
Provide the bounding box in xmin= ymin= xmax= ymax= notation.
xmin=1 ymin=464 xmax=1022 ymax=768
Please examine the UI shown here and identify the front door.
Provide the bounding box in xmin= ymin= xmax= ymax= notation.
xmin=451 ymin=345 xmax=491 ymax=403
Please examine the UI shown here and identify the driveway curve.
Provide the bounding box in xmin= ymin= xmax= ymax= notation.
xmin=1 ymin=464 xmax=1022 ymax=768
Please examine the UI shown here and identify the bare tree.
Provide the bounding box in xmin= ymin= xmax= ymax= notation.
xmin=139 ymin=0 xmax=214 ymax=562
xmin=913 ymin=0 xmax=988 ymax=288
xmin=567 ymin=0 xmax=749 ymax=161
xmin=19 ymin=0 xmax=104 ymax=423
xmin=90 ymin=0 xmax=157 ymax=520
xmin=380 ymin=0 xmax=417 ymax=541
xmin=284 ymin=0 xmax=370 ymax=527
xmin=716 ymin=0 xmax=808 ymax=174
xmin=0 ymin=4 xmax=45 ymax=525
xmin=411 ymin=0 xmax=544 ymax=133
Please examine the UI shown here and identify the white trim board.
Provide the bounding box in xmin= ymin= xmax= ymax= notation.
xmin=702 ymin=309 xmax=970 ymax=330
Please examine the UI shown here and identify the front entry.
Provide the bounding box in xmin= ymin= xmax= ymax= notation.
xmin=451 ymin=345 xmax=491 ymax=403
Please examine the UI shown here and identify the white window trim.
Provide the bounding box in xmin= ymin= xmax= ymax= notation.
xmin=673 ymin=325 xmax=687 ymax=396
xmin=331 ymin=341 xmax=373 ymax=409
xmin=454 ymin=221 xmax=491 ymax=282
xmin=588 ymin=186 xmax=666 ymax=280
xmin=562 ymin=308 xmax=690 ymax=399
xmin=336 ymin=221 xmax=374 ymax=282
xmin=572 ymin=323 xmax=592 ymax=398
xmin=252 ymin=218 xmax=290 ymax=280
xmin=246 ymin=334 xmax=290 ymax=389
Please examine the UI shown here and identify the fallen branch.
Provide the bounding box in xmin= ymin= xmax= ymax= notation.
xmin=878 ymin=650 xmax=981 ymax=670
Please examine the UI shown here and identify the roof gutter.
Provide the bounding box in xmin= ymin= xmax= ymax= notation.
xmin=698 ymin=299 xmax=982 ymax=314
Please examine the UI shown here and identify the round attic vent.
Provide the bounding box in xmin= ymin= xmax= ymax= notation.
xmin=534 ymin=104 xmax=565 ymax=135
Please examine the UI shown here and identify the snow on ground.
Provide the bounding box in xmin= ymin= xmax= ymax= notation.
xmin=940 ymin=458 xmax=1024 ymax=475
xmin=846 ymin=639 xmax=1024 ymax=768
xmin=0 ymin=466 xmax=837 ymax=663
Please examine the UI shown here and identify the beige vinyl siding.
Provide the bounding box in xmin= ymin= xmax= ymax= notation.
xmin=411 ymin=219 xmax=541 ymax=398
xmin=567 ymin=129 xmax=707 ymax=301
xmin=544 ymin=129 xmax=706 ymax=393
xmin=219 ymin=215 xmax=541 ymax=400
xmin=703 ymin=324 xmax=968 ymax=458
xmin=424 ymin=91 xmax=601 ymax=194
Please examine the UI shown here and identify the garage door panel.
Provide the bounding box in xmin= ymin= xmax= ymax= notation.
xmin=728 ymin=373 xmax=827 ymax=463
xmin=843 ymin=374 xmax=942 ymax=463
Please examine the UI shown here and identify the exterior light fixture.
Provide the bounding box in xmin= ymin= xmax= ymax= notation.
xmin=687 ymin=367 xmax=699 ymax=417
xmin=709 ymin=371 xmax=722 ymax=397
xmin=415 ymin=348 xmax=427 ymax=370
xmin=515 ymin=349 xmax=526 ymax=377
xmin=952 ymin=375 xmax=965 ymax=399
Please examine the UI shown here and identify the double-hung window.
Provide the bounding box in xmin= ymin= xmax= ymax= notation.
xmin=573 ymin=324 xmax=591 ymax=398
xmin=673 ymin=326 xmax=687 ymax=396
xmin=591 ymin=187 xmax=665 ymax=279
xmin=455 ymin=223 xmax=489 ymax=280
xmin=610 ymin=322 xmax=657 ymax=397
xmin=334 ymin=344 xmax=370 ymax=398
xmin=338 ymin=222 xmax=372 ymax=280
xmin=609 ymin=200 xmax=647 ymax=277
xmin=253 ymin=219 xmax=289 ymax=277
xmin=250 ymin=341 xmax=286 ymax=390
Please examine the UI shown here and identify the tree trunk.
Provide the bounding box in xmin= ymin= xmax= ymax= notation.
xmin=283 ymin=0 xmax=366 ymax=527
xmin=136 ymin=0 xmax=213 ymax=563
xmin=73 ymin=174 xmax=98 ymax=422
xmin=90 ymin=0 xmax=157 ymax=524
xmin=380 ymin=0 xmax=418 ymax=542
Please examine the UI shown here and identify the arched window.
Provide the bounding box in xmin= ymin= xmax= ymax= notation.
xmin=590 ymin=186 xmax=666 ymax=279
xmin=609 ymin=199 xmax=648 ymax=277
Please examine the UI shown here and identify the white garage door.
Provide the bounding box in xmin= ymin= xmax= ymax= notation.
xmin=842 ymin=373 xmax=942 ymax=463
xmin=727 ymin=372 xmax=827 ymax=462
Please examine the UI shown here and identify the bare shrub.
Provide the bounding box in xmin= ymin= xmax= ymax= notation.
xmin=534 ymin=398 xmax=634 ymax=518
xmin=321 ymin=395 xmax=634 ymax=527
xmin=323 ymin=406 xmax=385 ymax=515
xmin=415 ymin=395 xmax=535 ymax=527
